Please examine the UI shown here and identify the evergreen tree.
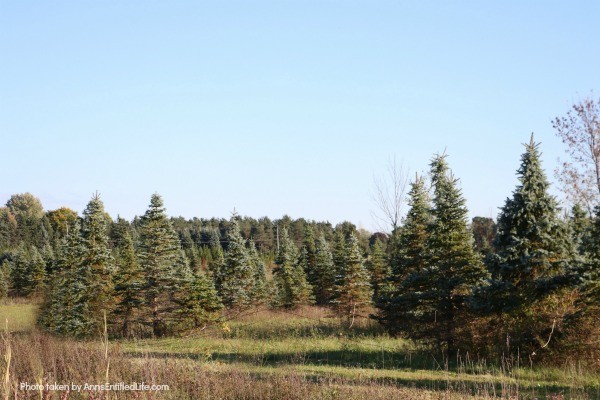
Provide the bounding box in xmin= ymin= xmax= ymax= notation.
xmin=27 ymin=246 xmax=46 ymax=296
xmin=81 ymin=194 xmax=114 ymax=331
xmin=112 ymin=222 xmax=144 ymax=337
xmin=137 ymin=193 xmax=181 ymax=336
xmin=366 ymin=239 xmax=389 ymax=300
xmin=379 ymin=155 xmax=486 ymax=356
xmin=332 ymin=232 xmax=372 ymax=325
xmin=389 ymin=175 xmax=431 ymax=283
xmin=273 ymin=228 xmax=313 ymax=308
xmin=174 ymin=270 xmax=223 ymax=329
xmin=9 ymin=244 xmax=29 ymax=296
xmin=300 ymin=226 xmax=317 ymax=276
xmin=312 ymin=235 xmax=337 ymax=305
xmin=375 ymin=175 xmax=431 ymax=332
xmin=248 ymin=240 xmax=268 ymax=303
xmin=40 ymin=221 xmax=94 ymax=337
xmin=216 ymin=214 xmax=255 ymax=309
xmin=477 ymin=136 xmax=573 ymax=353
xmin=332 ymin=230 xmax=347 ymax=277
xmin=0 ymin=269 xmax=7 ymax=299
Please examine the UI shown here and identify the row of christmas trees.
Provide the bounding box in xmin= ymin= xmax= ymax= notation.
xmin=0 ymin=135 xmax=597 ymax=361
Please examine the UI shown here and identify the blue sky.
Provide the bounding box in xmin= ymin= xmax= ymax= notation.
xmin=1 ymin=1 xmax=599 ymax=230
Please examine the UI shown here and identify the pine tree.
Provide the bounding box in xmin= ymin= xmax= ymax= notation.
xmin=137 ymin=193 xmax=181 ymax=336
xmin=216 ymin=214 xmax=255 ymax=309
xmin=300 ymin=226 xmax=317 ymax=276
xmin=332 ymin=232 xmax=372 ymax=325
xmin=273 ymin=228 xmax=313 ymax=308
xmin=174 ymin=270 xmax=223 ymax=330
xmin=312 ymin=235 xmax=337 ymax=305
xmin=112 ymin=221 xmax=144 ymax=337
xmin=379 ymin=155 xmax=486 ymax=356
xmin=81 ymin=194 xmax=114 ymax=331
xmin=477 ymin=136 xmax=572 ymax=353
xmin=248 ymin=240 xmax=268 ymax=303
xmin=40 ymin=221 xmax=94 ymax=337
xmin=366 ymin=239 xmax=389 ymax=301
xmin=374 ymin=175 xmax=431 ymax=332
xmin=425 ymin=154 xmax=487 ymax=355
xmin=389 ymin=175 xmax=431 ymax=283
xmin=27 ymin=246 xmax=46 ymax=296
xmin=9 ymin=244 xmax=30 ymax=296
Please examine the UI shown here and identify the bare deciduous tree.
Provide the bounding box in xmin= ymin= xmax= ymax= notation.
xmin=553 ymin=95 xmax=600 ymax=213
xmin=371 ymin=157 xmax=409 ymax=233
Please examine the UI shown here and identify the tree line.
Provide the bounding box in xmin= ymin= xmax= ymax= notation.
xmin=0 ymin=136 xmax=598 ymax=365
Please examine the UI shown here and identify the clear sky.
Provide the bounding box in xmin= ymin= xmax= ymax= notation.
xmin=1 ymin=1 xmax=599 ymax=230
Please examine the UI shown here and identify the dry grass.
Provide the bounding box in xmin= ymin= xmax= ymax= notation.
xmin=0 ymin=304 xmax=598 ymax=399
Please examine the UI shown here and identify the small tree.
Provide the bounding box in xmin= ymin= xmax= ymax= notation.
xmin=312 ymin=235 xmax=337 ymax=305
xmin=216 ymin=214 xmax=256 ymax=309
xmin=332 ymin=233 xmax=372 ymax=325
xmin=366 ymin=239 xmax=389 ymax=300
xmin=273 ymin=228 xmax=313 ymax=308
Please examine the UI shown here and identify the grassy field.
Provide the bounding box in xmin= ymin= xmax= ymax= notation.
xmin=1 ymin=302 xmax=598 ymax=399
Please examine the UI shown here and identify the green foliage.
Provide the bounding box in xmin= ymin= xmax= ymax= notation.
xmin=40 ymin=221 xmax=94 ymax=338
xmin=112 ymin=218 xmax=144 ymax=337
xmin=375 ymin=175 xmax=431 ymax=333
xmin=81 ymin=193 xmax=114 ymax=331
xmin=332 ymin=232 xmax=372 ymax=324
xmin=311 ymin=235 xmax=337 ymax=305
xmin=174 ymin=270 xmax=223 ymax=330
xmin=365 ymin=239 xmax=389 ymax=301
xmin=216 ymin=214 xmax=256 ymax=309
xmin=378 ymin=155 xmax=486 ymax=356
xmin=273 ymin=228 xmax=313 ymax=308
xmin=476 ymin=137 xmax=575 ymax=355
xmin=137 ymin=193 xmax=182 ymax=336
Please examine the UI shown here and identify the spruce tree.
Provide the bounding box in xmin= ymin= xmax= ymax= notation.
xmin=374 ymin=175 xmax=431 ymax=333
xmin=300 ymin=225 xmax=317 ymax=277
xmin=216 ymin=214 xmax=255 ymax=309
xmin=81 ymin=194 xmax=114 ymax=331
xmin=137 ymin=193 xmax=181 ymax=336
xmin=366 ymin=238 xmax=389 ymax=301
xmin=174 ymin=270 xmax=223 ymax=329
xmin=27 ymin=246 xmax=46 ymax=296
xmin=312 ymin=235 xmax=337 ymax=305
xmin=40 ymin=221 xmax=94 ymax=337
xmin=425 ymin=154 xmax=487 ymax=355
xmin=332 ymin=232 xmax=372 ymax=325
xmin=112 ymin=221 xmax=144 ymax=337
xmin=273 ymin=228 xmax=313 ymax=308
xmin=379 ymin=155 xmax=486 ymax=356
xmin=478 ymin=136 xmax=572 ymax=353
xmin=248 ymin=240 xmax=268 ymax=303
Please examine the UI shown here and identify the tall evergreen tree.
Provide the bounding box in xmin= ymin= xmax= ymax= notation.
xmin=273 ymin=228 xmax=313 ymax=308
xmin=137 ymin=193 xmax=181 ymax=336
xmin=379 ymin=155 xmax=486 ymax=356
xmin=216 ymin=214 xmax=255 ymax=309
xmin=375 ymin=175 xmax=431 ymax=332
xmin=81 ymin=194 xmax=114 ymax=331
xmin=478 ymin=136 xmax=573 ymax=353
xmin=332 ymin=232 xmax=372 ymax=325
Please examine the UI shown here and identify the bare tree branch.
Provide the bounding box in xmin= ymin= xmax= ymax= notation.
xmin=553 ymin=94 xmax=600 ymax=214
xmin=370 ymin=157 xmax=409 ymax=233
